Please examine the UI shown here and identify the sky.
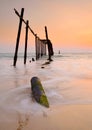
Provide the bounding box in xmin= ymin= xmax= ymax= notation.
xmin=0 ymin=0 xmax=92 ymax=53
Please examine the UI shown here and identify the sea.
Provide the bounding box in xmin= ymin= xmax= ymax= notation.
xmin=0 ymin=52 xmax=92 ymax=115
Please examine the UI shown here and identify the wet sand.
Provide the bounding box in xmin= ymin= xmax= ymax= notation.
xmin=0 ymin=104 xmax=92 ymax=130
xmin=0 ymin=53 xmax=92 ymax=130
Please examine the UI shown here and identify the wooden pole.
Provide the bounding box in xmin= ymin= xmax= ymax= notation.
xmin=45 ymin=26 xmax=48 ymax=40
xmin=24 ymin=20 xmax=29 ymax=64
xmin=45 ymin=26 xmax=50 ymax=59
xmin=44 ymin=42 xmax=46 ymax=55
xmin=45 ymin=26 xmax=53 ymax=61
xmin=35 ymin=34 xmax=38 ymax=60
xmin=13 ymin=8 xmax=24 ymax=66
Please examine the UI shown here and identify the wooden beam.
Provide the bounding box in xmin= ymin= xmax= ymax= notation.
xmin=14 ymin=8 xmax=36 ymax=37
xmin=35 ymin=34 xmax=38 ymax=60
xmin=45 ymin=26 xmax=49 ymax=58
xmin=24 ymin=20 xmax=29 ymax=64
xmin=13 ymin=8 xmax=24 ymax=66
xmin=45 ymin=26 xmax=48 ymax=40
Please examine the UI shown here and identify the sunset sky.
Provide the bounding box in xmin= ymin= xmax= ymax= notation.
xmin=0 ymin=0 xmax=92 ymax=53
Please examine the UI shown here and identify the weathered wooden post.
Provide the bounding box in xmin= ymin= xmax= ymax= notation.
xmin=35 ymin=34 xmax=38 ymax=60
xmin=44 ymin=42 xmax=46 ymax=55
xmin=45 ymin=26 xmax=50 ymax=60
xmin=24 ymin=20 xmax=29 ymax=64
xmin=13 ymin=8 xmax=24 ymax=66
xmin=45 ymin=26 xmax=48 ymax=40
xmin=45 ymin=26 xmax=53 ymax=61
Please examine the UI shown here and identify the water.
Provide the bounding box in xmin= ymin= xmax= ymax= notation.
xmin=0 ymin=52 xmax=92 ymax=115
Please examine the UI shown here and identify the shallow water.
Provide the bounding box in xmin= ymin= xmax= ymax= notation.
xmin=0 ymin=53 xmax=92 ymax=118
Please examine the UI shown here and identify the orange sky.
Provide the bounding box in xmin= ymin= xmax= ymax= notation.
xmin=0 ymin=0 xmax=92 ymax=52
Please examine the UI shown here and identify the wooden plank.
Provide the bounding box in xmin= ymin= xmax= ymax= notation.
xmin=13 ymin=8 xmax=24 ymax=66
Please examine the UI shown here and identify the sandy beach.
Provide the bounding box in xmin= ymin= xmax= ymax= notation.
xmin=0 ymin=104 xmax=92 ymax=130
xmin=0 ymin=53 xmax=92 ymax=130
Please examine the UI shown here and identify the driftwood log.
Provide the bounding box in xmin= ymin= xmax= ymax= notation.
xmin=31 ymin=77 xmax=49 ymax=108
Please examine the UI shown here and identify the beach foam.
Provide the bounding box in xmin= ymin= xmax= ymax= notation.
xmin=0 ymin=53 xmax=92 ymax=129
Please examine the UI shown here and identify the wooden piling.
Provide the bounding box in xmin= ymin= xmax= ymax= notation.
xmin=44 ymin=42 xmax=46 ymax=55
xmin=35 ymin=34 xmax=38 ymax=60
xmin=45 ymin=26 xmax=48 ymax=40
xmin=45 ymin=26 xmax=53 ymax=61
xmin=45 ymin=26 xmax=49 ymax=59
xmin=13 ymin=8 xmax=24 ymax=66
xmin=24 ymin=20 xmax=29 ymax=64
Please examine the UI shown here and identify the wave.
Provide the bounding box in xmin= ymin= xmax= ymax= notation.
xmin=0 ymin=52 xmax=92 ymax=60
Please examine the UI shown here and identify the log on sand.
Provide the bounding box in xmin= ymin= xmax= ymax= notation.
xmin=31 ymin=77 xmax=49 ymax=108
